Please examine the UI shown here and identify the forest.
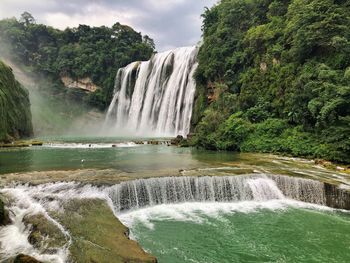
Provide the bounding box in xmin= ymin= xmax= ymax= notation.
xmin=191 ymin=0 xmax=350 ymax=163
xmin=0 ymin=12 xmax=155 ymax=109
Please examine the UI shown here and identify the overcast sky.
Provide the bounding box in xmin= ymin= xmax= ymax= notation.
xmin=0 ymin=0 xmax=218 ymax=51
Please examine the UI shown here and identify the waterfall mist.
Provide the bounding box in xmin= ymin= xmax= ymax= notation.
xmin=0 ymin=55 xmax=105 ymax=137
xmin=104 ymin=46 xmax=198 ymax=137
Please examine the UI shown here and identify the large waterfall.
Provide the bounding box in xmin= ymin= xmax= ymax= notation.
xmin=105 ymin=46 xmax=198 ymax=137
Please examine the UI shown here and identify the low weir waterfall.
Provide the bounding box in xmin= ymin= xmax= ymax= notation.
xmin=105 ymin=46 xmax=198 ymax=137
xmin=107 ymin=175 xmax=329 ymax=212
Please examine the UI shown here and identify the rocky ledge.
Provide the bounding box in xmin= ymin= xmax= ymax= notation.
xmin=61 ymin=76 xmax=99 ymax=93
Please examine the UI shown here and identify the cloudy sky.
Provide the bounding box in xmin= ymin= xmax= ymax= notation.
xmin=0 ymin=0 xmax=217 ymax=51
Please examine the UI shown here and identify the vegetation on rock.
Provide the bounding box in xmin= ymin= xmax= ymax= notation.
xmin=0 ymin=60 xmax=33 ymax=142
xmin=192 ymin=0 xmax=350 ymax=163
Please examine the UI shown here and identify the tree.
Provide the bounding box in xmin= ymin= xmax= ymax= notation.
xmin=19 ymin=12 xmax=35 ymax=26
xmin=143 ymin=35 xmax=155 ymax=50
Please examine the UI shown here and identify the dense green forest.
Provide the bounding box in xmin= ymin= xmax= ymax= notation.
xmin=0 ymin=60 xmax=32 ymax=142
xmin=0 ymin=12 xmax=155 ymax=109
xmin=192 ymin=0 xmax=350 ymax=163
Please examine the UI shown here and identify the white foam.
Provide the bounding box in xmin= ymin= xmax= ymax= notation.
xmin=118 ymin=200 xmax=334 ymax=230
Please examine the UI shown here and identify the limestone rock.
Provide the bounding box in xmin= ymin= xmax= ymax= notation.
xmin=61 ymin=76 xmax=99 ymax=93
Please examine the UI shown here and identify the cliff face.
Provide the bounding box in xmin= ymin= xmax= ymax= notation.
xmin=0 ymin=60 xmax=33 ymax=142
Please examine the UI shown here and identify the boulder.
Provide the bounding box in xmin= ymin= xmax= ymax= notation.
xmin=0 ymin=198 xmax=11 ymax=225
xmin=170 ymin=135 xmax=184 ymax=146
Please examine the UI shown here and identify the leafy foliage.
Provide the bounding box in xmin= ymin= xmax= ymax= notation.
xmin=193 ymin=0 xmax=350 ymax=163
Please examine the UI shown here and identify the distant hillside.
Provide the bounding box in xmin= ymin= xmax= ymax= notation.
xmin=0 ymin=12 xmax=155 ymax=110
xmin=0 ymin=60 xmax=33 ymax=142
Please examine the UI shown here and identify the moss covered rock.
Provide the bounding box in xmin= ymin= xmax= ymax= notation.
xmin=0 ymin=60 xmax=33 ymax=142
xmin=22 ymin=213 xmax=66 ymax=252
xmin=57 ymin=199 xmax=157 ymax=263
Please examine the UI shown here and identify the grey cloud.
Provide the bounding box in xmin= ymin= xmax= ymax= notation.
xmin=0 ymin=0 xmax=217 ymax=51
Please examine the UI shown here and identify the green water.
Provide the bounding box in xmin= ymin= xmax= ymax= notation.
xmin=0 ymin=143 xmax=197 ymax=174
xmin=0 ymin=136 xmax=349 ymax=187
xmin=0 ymin=136 xmax=229 ymax=174
xmin=128 ymin=206 xmax=350 ymax=263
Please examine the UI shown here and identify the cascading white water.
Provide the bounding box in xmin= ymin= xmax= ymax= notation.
xmin=105 ymin=46 xmax=198 ymax=137
xmin=107 ymin=175 xmax=326 ymax=212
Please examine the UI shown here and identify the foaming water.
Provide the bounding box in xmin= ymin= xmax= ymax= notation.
xmin=0 ymin=186 xmax=71 ymax=262
xmin=126 ymin=203 xmax=350 ymax=263
xmin=118 ymin=200 xmax=334 ymax=230
xmin=0 ymin=182 xmax=109 ymax=262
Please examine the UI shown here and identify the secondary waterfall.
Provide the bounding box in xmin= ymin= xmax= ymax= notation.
xmin=107 ymin=175 xmax=327 ymax=212
xmin=105 ymin=46 xmax=198 ymax=137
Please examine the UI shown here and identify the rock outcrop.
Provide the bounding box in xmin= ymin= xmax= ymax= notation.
xmin=170 ymin=135 xmax=184 ymax=146
xmin=61 ymin=76 xmax=99 ymax=93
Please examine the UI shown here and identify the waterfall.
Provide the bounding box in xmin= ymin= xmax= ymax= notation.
xmin=105 ymin=46 xmax=198 ymax=137
xmin=107 ymin=175 xmax=327 ymax=212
